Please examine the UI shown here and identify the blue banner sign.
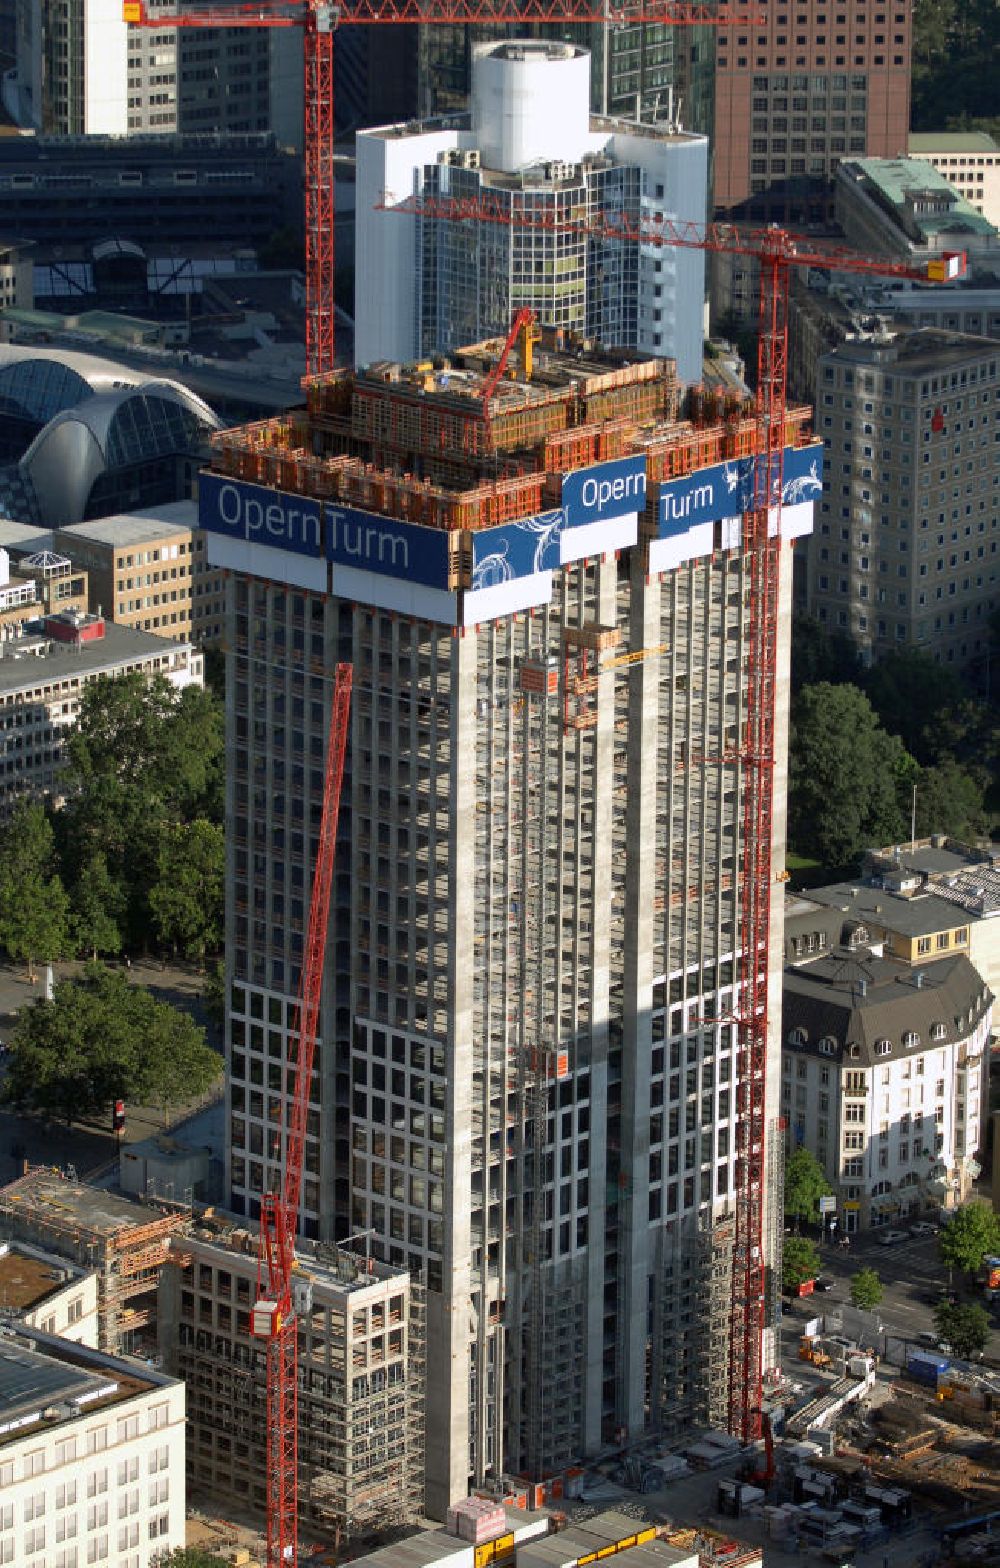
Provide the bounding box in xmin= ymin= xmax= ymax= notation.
xmin=657 ymin=442 xmax=823 ymax=537
xmin=470 ymin=510 xmax=564 ymax=588
xmin=326 ymin=502 xmax=451 ymax=589
xmin=199 ymin=472 xmax=323 ymax=557
xmin=562 ymin=455 xmax=647 ymax=529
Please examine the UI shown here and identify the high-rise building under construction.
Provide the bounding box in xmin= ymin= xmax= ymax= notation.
xmin=206 ymin=333 xmax=822 ymax=1514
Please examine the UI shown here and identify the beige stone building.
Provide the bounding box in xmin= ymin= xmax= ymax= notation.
xmin=806 ymin=327 xmax=999 ymax=672
xmin=56 ymin=500 xmax=224 ymax=644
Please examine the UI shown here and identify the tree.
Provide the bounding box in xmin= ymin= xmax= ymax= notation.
xmin=70 ymin=852 xmax=125 ymax=962
xmin=783 ymin=1234 xmax=821 ymax=1292
xmin=863 ymin=648 xmax=962 ymax=762
xmin=939 ymin=1200 xmax=1000 ymax=1276
xmin=64 ymin=673 xmax=222 ymax=823
xmin=59 ymin=672 xmax=223 ymax=949
xmin=1 ymin=963 xmax=221 ymax=1125
xmin=934 ymin=1300 xmax=991 ymax=1360
xmin=789 ymin=682 xmax=916 ymax=868
xmin=202 ymin=959 xmax=225 ymax=1039
xmin=915 ymin=759 xmax=988 ymax=843
xmin=784 ymin=1145 xmax=833 ymax=1229
xmin=0 ymin=871 xmax=73 ymax=981
xmin=791 ymin=615 xmax=862 ymax=696
xmin=0 ymin=801 xmax=74 ymax=979
xmin=148 ymin=819 xmax=224 ymax=967
xmin=850 ymin=1268 xmax=884 ymax=1312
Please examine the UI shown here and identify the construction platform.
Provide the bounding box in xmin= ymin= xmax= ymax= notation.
xmin=0 ymin=1167 xmax=186 ymax=1354
xmin=209 ymin=326 xmax=813 ymax=543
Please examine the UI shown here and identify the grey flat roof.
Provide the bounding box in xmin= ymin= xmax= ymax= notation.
xmin=0 ymin=620 xmax=192 ymax=698
xmin=0 ymin=1329 xmax=175 ymax=1446
xmin=58 ymin=504 xmax=195 ymax=549
xmin=796 ymin=881 xmax=977 ymax=938
xmin=0 ymin=523 xmax=53 ymax=552
xmin=0 ymin=1339 xmax=102 ymax=1424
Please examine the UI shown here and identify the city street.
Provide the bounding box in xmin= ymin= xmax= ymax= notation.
xmin=781 ymin=1224 xmax=1000 ymax=1360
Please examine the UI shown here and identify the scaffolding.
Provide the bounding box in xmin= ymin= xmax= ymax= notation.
xmin=0 ymin=1168 xmax=184 ymax=1355
xmin=165 ymin=1231 xmax=425 ymax=1542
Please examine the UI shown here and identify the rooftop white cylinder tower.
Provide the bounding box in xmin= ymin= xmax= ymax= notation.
xmin=471 ymin=40 xmax=592 ymax=174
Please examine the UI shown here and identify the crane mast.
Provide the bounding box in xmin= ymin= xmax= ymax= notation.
xmin=252 ymin=663 xmax=352 ymax=1568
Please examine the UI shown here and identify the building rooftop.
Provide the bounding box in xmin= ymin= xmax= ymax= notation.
xmin=783 ymin=948 xmax=990 ymax=1068
xmin=0 ymin=1171 xmax=179 ymax=1242
xmin=0 ymin=522 xmax=53 ymax=553
xmin=354 ymin=1507 xmax=550 ymax=1568
xmin=0 ymin=1325 xmax=178 ymax=1447
xmin=825 ymin=325 xmax=999 ymax=373
xmin=909 ymin=133 xmax=999 ymax=154
xmin=0 ymin=618 xmax=194 ymax=697
xmin=847 ymin=156 xmax=998 ymax=238
xmin=180 ymin=1212 xmax=413 ymax=1297
xmin=866 ymin=837 xmax=1000 ymax=918
xmin=790 ymin=881 xmax=980 ymax=940
xmin=59 ymin=505 xmax=195 ymax=549
xmin=0 ymin=1242 xmax=85 ymax=1314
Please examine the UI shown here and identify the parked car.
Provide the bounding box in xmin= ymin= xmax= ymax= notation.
xmin=878 ymin=1228 xmax=909 ymax=1247
xmin=814 ymin=1276 xmax=835 ymax=1292
xmin=910 ymin=1221 xmax=937 ymax=1237
xmin=917 ymin=1330 xmax=949 ymax=1350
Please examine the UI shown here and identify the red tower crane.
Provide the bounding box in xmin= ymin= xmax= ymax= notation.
xmin=124 ymin=0 xmax=753 ymax=377
xmin=380 ymin=186 xmax=965 ymax=1442
xmin=250 ymin=662 xmax=352 ymax=1568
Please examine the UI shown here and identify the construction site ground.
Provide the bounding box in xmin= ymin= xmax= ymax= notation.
xmin=0 ymin=955 xmax=221 ymax=1187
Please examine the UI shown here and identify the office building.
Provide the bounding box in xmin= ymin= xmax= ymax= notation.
xmin=0 ymin=1326 xmax=185 ymax=1568
xmin=909 ymin=133 xmax=1000 ymax=232
xmin=782 ymin=940 xmax=991 ymax=1230
xmin=58 ymin=501 xmax=225 ymax=644
xmin=785 ymin=271 xmax=1000 ymax=407
xmin=158 ymin=1225 xmax=424 ymax=1538
xmin=6 ymin=0 xmax=301 ymax=142
xmin=0 ymin=616 xmax=201 ymax=815
xmin=201 ymin=333 xmax=822 ymax=1510
xmin=356 ymin=41 xmax=708 ymax=380
xmin=0 ymin=134 xmax=301 ymax=256
xmin=864 ymin=837 xmax=1000 ymax=1018
xmin=0 ymin=1239 xmax=99 ymax=1345
xmin=834 ymin=158 xmax=1000 ymax=269
xmin=712 ymin=0 xmax=911 ymax=220
xmin=806 ymin=328 xmax=999 ymax=670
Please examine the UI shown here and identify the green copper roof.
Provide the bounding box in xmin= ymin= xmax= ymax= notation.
xmin=852 ymin=157 xmax=997 ymax=237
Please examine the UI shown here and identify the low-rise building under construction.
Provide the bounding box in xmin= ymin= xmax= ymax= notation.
xmin=158 ymin=1218 xmax=424 ymax=1540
